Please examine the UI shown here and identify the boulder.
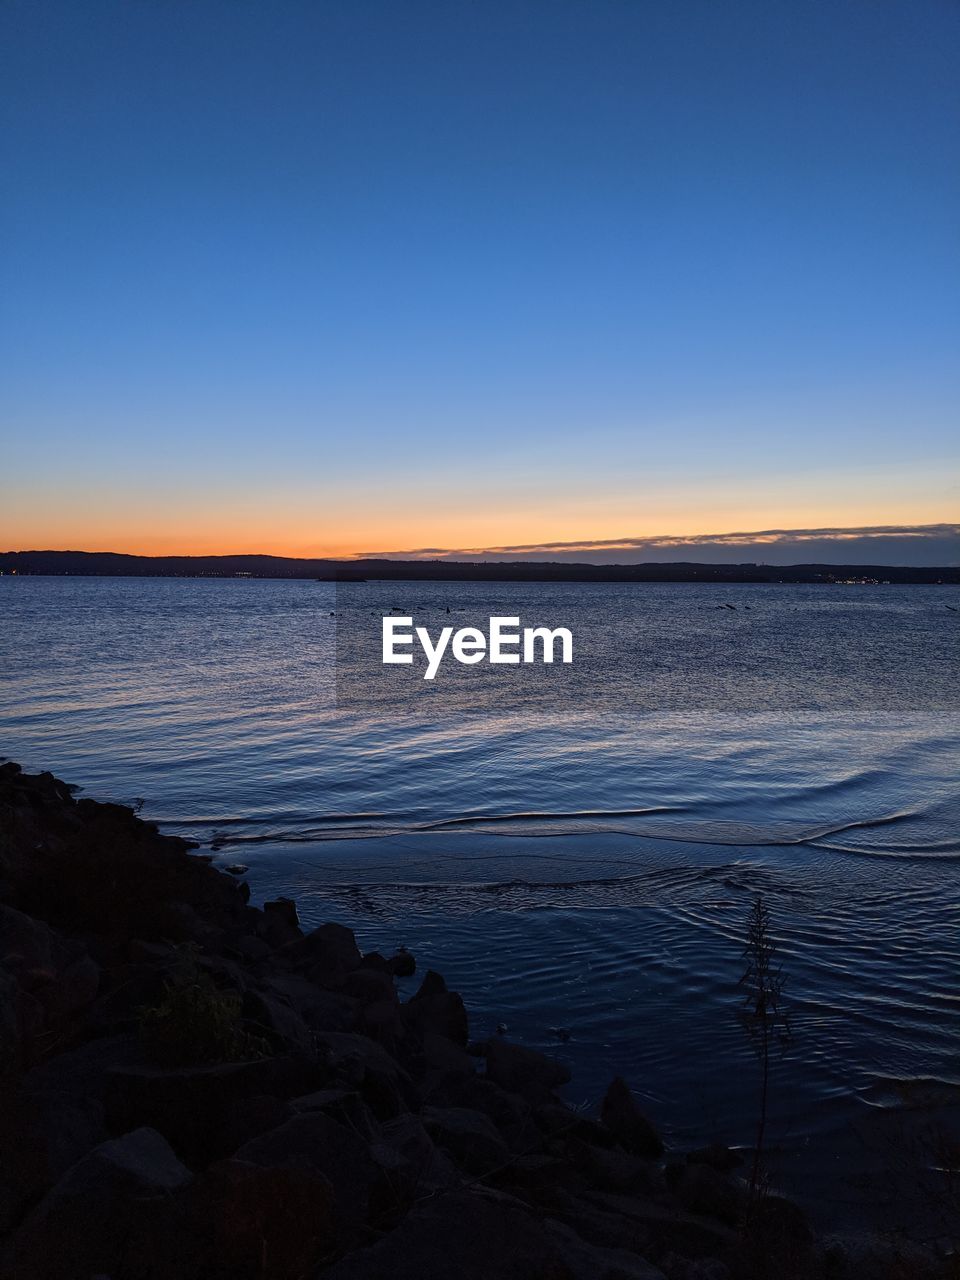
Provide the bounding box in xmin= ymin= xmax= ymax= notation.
xmin=533 ymin=1100 xmax=614 ymax=1148
xmin=600 ymin=1077 xmax=664 ymax=1157
xmin=288 ymin=922 xmax=362 ymax=976
xmin=583 ymin=1193 xmax=737 ymax=1262
xmin=0 ymin=903 xmax=54 ymax=971
xmin=242 ymin=989 xmax=313 ymax=1051
xmin=387 ymin=948 xmax=416 ymax=978
xmin=0 ymin=1127 xmax=191 ymax=1280
xmin=0 ymin=1087 xmax=107 ymax=1231
xmin=418 ymin=1030 xmax=477 ymax=1092
xmin=263 ymin=897 xmax=299 ymax=929
xmin=403 ymin=969 xmax=468 ymax=1044
xmin=260 ymin=972 xmax=358 ymax=1031
xmin=186 ymin=1157 xmax=336 ymax=1279
xmin=421 ymin=1105 xmax=510 ymax=1175
xmin=291 ymin=1088 xmax=381 ymax=1143
xmin=234 ymin=1111 xmax=376 ymax=1226
xmin=377 ymin=1112 xmax=459 ymax=1195
xmin=320 ymin=1189 xmax=665 ymax=1280
xmin=667 ymin=1162 xmax=743 ymax=1225
xmin=485 ymin=1038 xmax=571 ymax=1098
xmin=430 ymin=1073 xmax=534 ymax=1149
xmin=545 ymin=1220 xmax=667 ymax=1279
xmin=358 ymin=996 xmax=404 ymax=1043
xmin=105 ymin=1056 xmax=323 ymax=1165
xmin=258 ymin=898 xmax=303 ymax=948
xmin=24 ymin=1032 xmax=146 ymax=1100
xmin=0 ymin=968 xmax=20 ymax=1070
xmin=571 ymin=1141 xmax=662 ymax=1196
xmin=314 ymin=1030 xmax=418 ymax=1118
xmin=344 ymin=966 xmax=398 ymax=1006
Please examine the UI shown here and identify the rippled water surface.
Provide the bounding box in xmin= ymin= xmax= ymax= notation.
xmin=2 ymin=575 xmax=958 ymax=1229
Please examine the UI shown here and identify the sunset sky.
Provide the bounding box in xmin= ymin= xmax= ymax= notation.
xmin=2 ymin=1 xmax=957 ymax=559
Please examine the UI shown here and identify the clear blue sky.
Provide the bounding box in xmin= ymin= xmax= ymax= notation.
xmin=1 ymin=0 xmax=957 ymax=556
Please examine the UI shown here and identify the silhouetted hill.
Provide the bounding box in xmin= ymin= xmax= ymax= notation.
xmin=1 ymin=550 xmax=957 ymax=584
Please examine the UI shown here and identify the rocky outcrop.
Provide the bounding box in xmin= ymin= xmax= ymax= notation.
xmin=0 ymin=762 xmax=942 ymax=1280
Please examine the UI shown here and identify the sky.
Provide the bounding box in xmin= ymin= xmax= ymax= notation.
xmin=1 ymin=0 xmax=957 ymax=561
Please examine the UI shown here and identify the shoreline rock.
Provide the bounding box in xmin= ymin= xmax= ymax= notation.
xmin=0 ymin=762 xmax=948 ymax=1279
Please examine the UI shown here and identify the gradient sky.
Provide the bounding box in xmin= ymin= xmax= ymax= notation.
xmin=1 ymin=0 xmax=957 ymax=558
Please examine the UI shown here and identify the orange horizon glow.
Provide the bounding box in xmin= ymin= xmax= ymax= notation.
xmin=2 ymin=509 xmax=957 ymax=560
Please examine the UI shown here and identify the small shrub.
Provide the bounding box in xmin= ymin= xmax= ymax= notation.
xmin=140 ymin=962 xmax=267 ymax=1068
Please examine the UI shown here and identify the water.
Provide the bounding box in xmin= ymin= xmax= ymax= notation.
xmin=2 ymin=575 xmax=958 ymax=1231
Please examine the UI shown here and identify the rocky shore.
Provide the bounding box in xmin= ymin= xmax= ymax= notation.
xmin=0 ymin=763 xmax=946 ymax=1279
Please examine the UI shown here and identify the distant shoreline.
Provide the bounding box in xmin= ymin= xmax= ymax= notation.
xmin=2 ymin=550 xmax=958 ymax=585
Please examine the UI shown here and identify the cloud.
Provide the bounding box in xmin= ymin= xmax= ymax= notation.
xmin=361 ymin=524 xmax=960 ymax=566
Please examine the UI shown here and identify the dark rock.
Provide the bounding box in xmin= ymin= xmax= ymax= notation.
xmin=235 ymin=935 xmax=272 ymax=962
xmin=418 ymin=1029 xmax=476 ymax=1092
xmin=667 ymin=1162 xmax=743 ymax=1225
xmin=586 ymin=1192 xmax=737 ymax=1261
xmin=421 ymin=1105 xmax=510 ymax=1174
xmin=403 ymin=969 xmax=468 ymax=1045
xmin=242 ymin=988 xmax=312 ymax=1050
xmin=358 ymin=997 xmax=404 ymax=1044
xmin=313 ymin=1030 xmax=418 ymax=1118
xmin=601 ymin=1077 xmax=664 ymax=1157
xmin=320 ymin=1189 xmax=666 ymax=1279
xmin=0 ymin=1087 xmax=107 ymax=1231
xmin=534 ymin=1100 xmax=615 ymax=1148
xmin=749 ymin=1193 xmax=815 ymax=1262
xmin=288 ymin=921 xmax=362 ymax=976
xmin=1 ymin=769 xmax=249 ymax=943
xmin=0 ymin=1127 xmax=191 ymax=1280
xmin=387 ymin=948 xmax=416 ymax=978
xmin=264 ymin=897 xmax=299 ymax=928
xmin=186 ymin=1156 xmax=336 ymax=1279
xmin=24 ymin=1032 xmax=146 ymax=1101
xmin=545 ymin=1220 xmax=667 ymax=1279
xmin=234 ymin=1111 xmax=377 ymax=1226
xmin=128 ymin=937 xmax=178 ymax=964
xmin=668 ymin=1260 xmax=729 ymax=1280
xmin=530 ymin=1186 xmax=654 ymax=1257
xmin=291 ymin=1088 xmax=381 ymax=1143
xmin=257 ymin=899 xmax=303 ymax=948
xmin=0 ymin=903 xmax=54 ymax=971
xmin=485 ymin=1037 xmax=571 ymax=1098
xmin=571 ymin=1141 xmax=662 ymax=1195
xmin=0 ymin=968 xmax=23 ymax=1070
xmin=87 ymin=959 xmax=169 ymax=1034
xmin=0 ymin=906 xmax=100 ymax=1053
xmin=686 ymin=1143 xmax=743 ymax=1173
xmin=216 ymin=1094 xmax=294 ymax=1156
xmin=376 ymin=1112 xmax=459 ymax=1195
xmin=345 ymin=966 xmax=397 ymax=1006
xmin=431 ymin=1073 xmax=534 ymax=1149
xmin=260 ymin=972 xmax=358 ymax=1030
xmin=105 ymin=1056 xmax=323 ymax=1165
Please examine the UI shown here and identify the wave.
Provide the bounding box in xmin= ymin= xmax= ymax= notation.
xmin=414 ymin=805 xmax=685 ymax=830
xmin=196 ymin=804 xmax=957 ymax=860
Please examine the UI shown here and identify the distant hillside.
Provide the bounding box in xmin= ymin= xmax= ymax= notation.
xmin=1 ymin=550 xmax=957 ymax=584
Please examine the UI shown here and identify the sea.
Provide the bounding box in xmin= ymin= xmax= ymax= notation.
xmin=2 ymin=574 xmax=958 ymax=1232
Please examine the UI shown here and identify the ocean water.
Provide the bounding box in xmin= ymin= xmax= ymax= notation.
xmin=2 ymin=575 xmax=958 ymax=1230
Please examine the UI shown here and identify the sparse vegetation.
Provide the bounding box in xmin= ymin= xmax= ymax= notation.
xmin=739 ymin=894 xmax=792 ymax=1202
xmin=139 ymin=951 xmax=268 ymax=1068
